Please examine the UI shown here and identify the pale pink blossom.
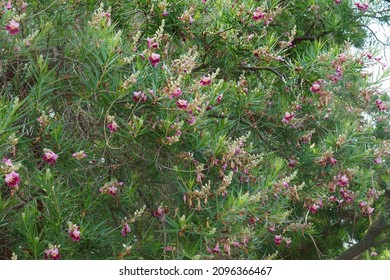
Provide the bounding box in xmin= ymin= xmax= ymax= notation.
xmin=72 ymin=151 xmax=87 ymax=160
xmin=5 ymin=171 xmax=20 ymax=188
xmin=42 ymin=149 xmax=58 ymax=165
xmin=68 ymin=223 xmax=81 ymax=242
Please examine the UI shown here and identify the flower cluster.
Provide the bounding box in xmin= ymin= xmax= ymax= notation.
xmin=318 ymin=150 xmax=338 ymax=166
xmin=375 ymin=99 xmax=387 ymax=111
xmin=44 ymin=244 xmax=61 ymax=260
xmin=184 ymin=180 xmax=212 ymax=210
xmin=120 ymin=205 xmax=146 ymax=236
xmin=99 ymin=180 xmax=124 ymax=196
xmin=5 ymin=20 xmax=20 ymax=35
xmin=2 ymin=158 xmax=21 ymax=193
xmin=107 ymin=115 xmax=119 ymax=133
xmin=355 ymin=2 xmax=369 ymax=12
xmin=88 ymin=3 xmax=111 ymax=29
xmin=67 ymin=222 xmax=81 ymax=242
xmin=358 ymin=201 xmax=374 ymax=216
xmin=42 ymin=149 xmax=59 ymax=165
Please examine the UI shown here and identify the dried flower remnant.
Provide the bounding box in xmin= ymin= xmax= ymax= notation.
xmin=44 ymin=245 xmax=61 ymax=260
xmin=37 ymin=112 xmax=49 ymax=127
xmin=67 ymin=222 xmax=81 ymax=242
xmin=42 ymin=149 xmax=58 ymax=165
xmin=171 ymin=48 xmax=199 ymax=74
xmin=179 ymin=9 xmax=194 ymax=24
xmin=318 ymin=150 xmax=338 ymax=166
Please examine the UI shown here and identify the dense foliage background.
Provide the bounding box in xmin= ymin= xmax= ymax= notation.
xmin=1 ymin=0 xmax=389 ymax=260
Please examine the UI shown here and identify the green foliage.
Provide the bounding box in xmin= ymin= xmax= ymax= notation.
xmin=0 ymin=0 xmax=389 ymax=260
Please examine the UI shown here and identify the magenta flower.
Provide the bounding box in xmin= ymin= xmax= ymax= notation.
xmin=99 ymin=180 xmax=123 ymax=197
xmin=133 ymin=91 xmax=147 ymax=102
xmin=171 ymin=88 xmax=183 ymax=98
xmin=335 ymin=0 xmax=342 ymax=4
xmin=44 ymin=245 xmax=61 ymax=260
xmin=147 ymin=38 xmax=159 ymax=49
xmin=6 ymin=0 xmax=12 ymax=10
xmin=72 ymin=151 xmax=87 ymax=160
xmin=267 ymin=225 xmax=275 ymax=232
xmin=153 ymin=206 xmax=165 ymax=219
xmin=329 ymin=157 xmax=338 ymax=165
xmin=68 ymin=223 xmax=81 ymax=242
xmin=5 ymin=20 xmax=20 ymax=35
xmin=149 ymin=53 xmax=160 ymax=67
xmin=274 ymin=235 xmax=282 ymax=246
xmin=288 ymin=158 xmax=297 ymax=168
xmin=107 ymin=120 xmax=119 ymax=133
xmin=211 ymin=243 xmax=221 ymax=254
xmin=340 ymin=188 xmax=353 ymax=203
xmin=282 ymin=112 xmax=295 ymax=124
xmin=309 ymin=204 xmax=320 ymax=214
xmin=108 ymin=185 xmax=118 ymax=196
xmin=355 ymin=3 xmax=369 ymax=12
xmin=310 ymin=81 xmax=322 ymax=93
xmin=374 ymin=157 xmax=382 ymax=164
xmin=337 ymin=174 xmax=349 ymax=186
xmin=5 ymin=171 xmax=20 ymax=188
xmin=121 ymin=223 xmax=131 ymax=236
xmin=375 ymin=99 xmax=386 ymax=111
xmin=252 ymin=8 xmax=266 ymax=21
xmin=176 ymin=99 xmax=188 ymax=109
xmin=359 ymin=201 xmax=374 ymax=216
xmin=200 ymin=76 xmax=212 ymax=86
xmin=217 ymin=94 xmax=223 ymax=104
xmin=42 ymin=149 xmax=58 ymax=165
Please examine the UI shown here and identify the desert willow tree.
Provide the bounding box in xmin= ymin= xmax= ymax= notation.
xmin=0 ymin=0 xmax=389 ymax=260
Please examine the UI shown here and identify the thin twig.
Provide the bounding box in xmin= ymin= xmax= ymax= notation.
xmin=237 ymin=66 xmax=286 ymax=82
